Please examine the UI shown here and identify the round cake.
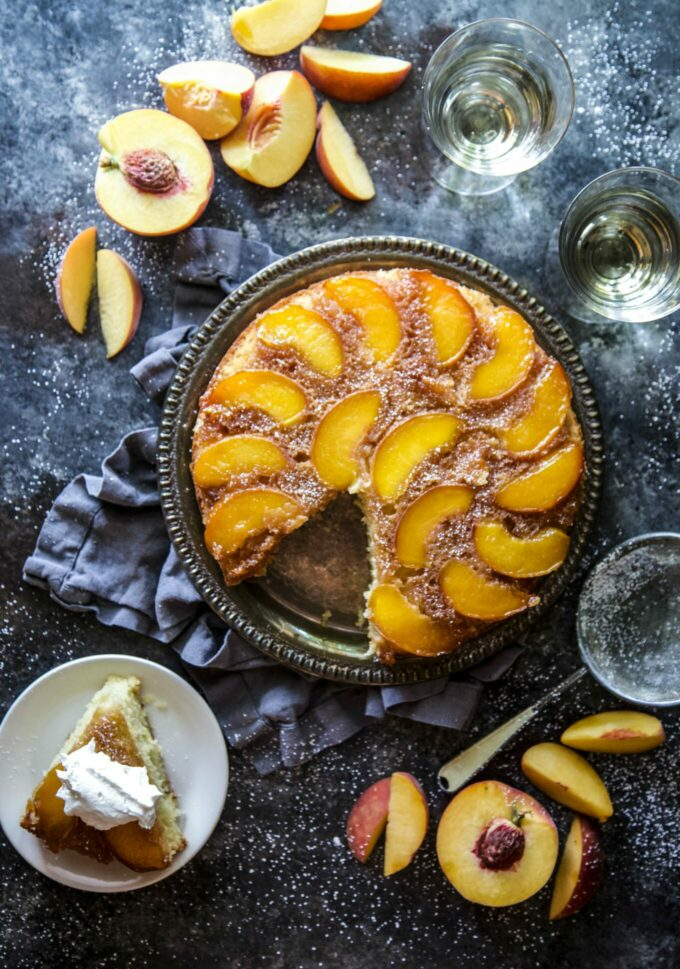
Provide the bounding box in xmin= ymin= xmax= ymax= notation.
xmin=191 ymin=268 xmax=584 ymax=662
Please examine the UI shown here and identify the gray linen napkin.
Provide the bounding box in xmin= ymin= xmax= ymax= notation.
xmin=24 ymin=228 xmax=522 ymax=774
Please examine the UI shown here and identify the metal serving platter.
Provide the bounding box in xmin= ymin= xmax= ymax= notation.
xmin=157 ymin=237 xmax=604 ymax=685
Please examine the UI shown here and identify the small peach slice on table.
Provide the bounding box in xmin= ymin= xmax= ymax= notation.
xmin=193 ymin=436 xmax=288 ymax=488
xmin=521 ymin=743 xmax=613 ymax=822
xmin=368 ymin=584 xmax=452 ymax=656
xmin=436 ymin=780 xmax=558 ymax=907
xmin=316 ymin=102 xmax=375 ymax=202
xmin=311 ymin=391 xmax=381 ymax=490
xmin=495 ymin=441 xmax=584 ymax=512
xmin=231 ymin=0 xmax=327 ymax=57
xmin=96 ymin=250 xmax=143 ymax=359
xmin=440 ymin=559 xmax=532 ymax=621
xmin=384 ymin=772 xmax=428 ymax=876
xmin=95 ymin=109 xmax=214 ymax=236
xmin=418 ymin=271 xmax=475 ymax=367
xmin=322 ymin=0 xmax=383 ymax=30
xmin=395 ymin=485 xmax=474 ymax=569
xmin=205 ymin=489 xmax=305 ymax=556
xmin=157 ymin=61 xmax=255 ymax=140
xmin=300 ymin=46 xmax=412 ymax=102
xmin=258 ymin=305 xmax=343 ymax=378
xmin=324 ymin=276 xmax=400 ymax=362
xmin=346 ymin=776 xmax=391 ymax=863
xmin=56 ymin=227 xmax=97 ymax=334
xmin=221 ymin=71 xmax=317 ymax=189
xmin=209 ymin=370 xmax=306 ymax=426
xmin=371 ymin=414 xmax=461 ymax=502
xmin=561 ymin=711 xmax=665 ymax=754
xmin=470 ymin=308 xmax=535 ymax=402
xmin=549 ymin=814 xmax=604 ymax=920
xmin=501 ymin=361 xmax=571 ymax=456
xmin=474 ymin=520 xmax=570 ymax=579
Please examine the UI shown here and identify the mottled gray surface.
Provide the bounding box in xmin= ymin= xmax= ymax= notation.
xmin=1 ymin=1 xmax=678 ymax=967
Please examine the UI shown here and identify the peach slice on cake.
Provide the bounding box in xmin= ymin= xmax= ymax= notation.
xmin=521 ymin=743 xmax=613 ymax=822
xmin=384 ymin=773 xmax=429 ymax=876
xmin=231 ymin=0 xmax=327 ymax=57
xmin=157 ymin=61 xmax=255 ymax=140
xmin=371 ymin=414 xmax=461 ymax=502
xmin=95 ymin=109 xmax=214 ymax=236
xmin=258 ymin=304 xmax=344 ymax=377
xmin=300 ymin=46 xmax=412 ymax=102
xmin=322 ymin=0 xmax=383 ymax=30
xmin=501 ymin=361 xmax=571 ymax=456
xmin=311 ymin=390 xmax=381 ymax=490
xmin=495 ymin=441 xmax=584 ymax=512
xmin=193 ymin=435 xmax=288 ymax=488
xmin=221 ymin=71 xmax=317 ymax=189
xmin=469 ymin=308 xmax=535 ymax=402
xmin=316 ymin=102 xmax=375 ymax=202
xmin=436 ymin=781 xmax=558 ymax=907
xmin=209 ymin=370 xmax=306 ymax=426
xmin=56 ymin=227 xmax=97 ymax=334
xmin=560 ymin=711 xmax=665 ymax=754
xmin=368 ymin=584 xmax=453 ymax=656
xmin=395 ymin=485 xmax=474 ymax=569
xmin=440 ymin=559 xmax=533 ymax=621
xmin=204 ymin=489 xmax=305 ymax=557
xmin=474 ymin=520 xmax=570 ymax=578
xmin=346 ymin=777 xmax=391 ymax=863
xmin=418 ymin=271 xmax=476 ymax=367
xmin=324 ymin=276 xmax=400 ymax=362
xmin=549 ymin=814 xmax=604 ymax=920
xmin=96 ymin=250 xmax=143 ymax=359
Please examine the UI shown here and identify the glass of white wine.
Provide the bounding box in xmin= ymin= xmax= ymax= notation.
xmin=421 ymin=18 xmax=574 ymax=196
xmin=559 ymin=167 xmax=680 ymax=323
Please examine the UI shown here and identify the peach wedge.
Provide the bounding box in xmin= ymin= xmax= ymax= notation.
xmin=157 ymin=61 xmax=255 ymax=140
xmin=324 ymin=276 xmax=400 ymax=362
xmin=470 ymin=308 xmax=535 ymax=402
xmin=495 ymin=441 xmax=584 ymax=512
xmin=560 ymin=711 xmax=665 ymax=754
xmin=521 ymin=743 xmax=614 ymax=822
xmin=193 ymin=435 xmax=288 ymax=488
xmin=440 ymin=559 xmax=532 ymax=621
xmin=56 ymin=227 xmax=97 ymax=334
xmin=346 ymin=777 xmax=391 ymax=863
xmin=204 ymin=489 xmax=305 ymax=557
xmin=258 ymin=305 xmax=343 ymax=378
xmin=384 ymin=773 xmax=429 ymax=877
xmin=501 ymin=361 xmax=571 ymax=456
xmin=300 ymin=46 xmax=412 ymax=102
xmin=96 ymin=250 xmax=143 ymax=359
xmin=474 ymin=520 xmax=570 ymax=578
xmin=316 ymin=102 xmax=375 ymax=202
xmin=368 ymin=584 xmax=452 ymax=656
xmin=311 ymin=391 xmax=381 ymax=490
xmin=322 ymin=0 xmax=383 ymax=30
xmin=209 ymin=370 xmax=306 ymax=426
xmin=371 ymin=414 xmax=461 ymax=502
xmin=549 ymin=815 xmax=604 ymax=920
xmin=418 ymin=271 xmax=475 ymax=367
xmin=395 ymin=485 xmax=474 ymax=569
xmin=231 ymin=0 xmax=327 ymax=57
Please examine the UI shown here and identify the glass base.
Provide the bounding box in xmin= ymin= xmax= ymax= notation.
xmin=419 ymin=125 xmax=516 ymax=196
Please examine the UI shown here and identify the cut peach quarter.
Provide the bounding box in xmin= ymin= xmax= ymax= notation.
xmin=209 ymin=370 xmax=306 ymax=426
xmin=311 ymin=391 xmax=381 ymax=490
xmin=418 ymin=271 xmax=475 ymax=367
xmin=221 ymin=71 xmax=317 ymax=188
xmin=549 ymin=815 xmax=604 ymax=920
xmin=495 ymin=441 xmax=584 ymax=512
xmin=474 ymin=520 xmax=570 ymax=578
xmin=521 ymin=743 xmax=614 ymax=822
xmin=346 ymin=777 xmax=391 ymax=863
xmin=157 ymin=61 xmax=255 ymax=140
xmin=440 ymin=559 xmax=532 ymax=621
xmin=258 ymin=305 xmax=343 ymax=377
xmin=371 ymin=413 xmax=461 ymax=502
xmin=231 ymin=0 xmax=327 ymax=56
xmin=55 ymin=227 xmax=97 ymax=334
xmin=96 ymin=250 xmax=143 ymax=359
xmin=193 ymin=436 xmax=288 ymax=488
xmin=204 ymin=489 xmax=305 ymax=557
xmin=469 ymin=308 xmax=535 ymax=401
xmin=368 ymin=584 xmax=452 ymax=656
xmin=322 ymin=0 xmax=383 ymax=30
xmin=300 ymin=46 xmax=412 ymax=102
xmin=324 ymin=276 xmax=400 ymax=362
xmin=95 ymin=109 xmax=214 ymax=236
xmin=395 ymin=485 xmax=474 ymax=569
xmin=501 ymin=361 xmax=571 ymax=456
xmin=384 ymin=773 xmax=428 ymax=876
xmin=316 ymin=102 xmax=375 ymax=202
xmin=561 ymin=711 xmax=665 ymax=754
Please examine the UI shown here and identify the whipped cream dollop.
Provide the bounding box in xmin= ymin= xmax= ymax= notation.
xmin=56 ymin=739 xmax=162 ymax=831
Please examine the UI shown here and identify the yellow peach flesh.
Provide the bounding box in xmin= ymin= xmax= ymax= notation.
xmin=157 ymin=61 xmax=255 ymax=140
xmin=368 ymin=584 xmax=453 ymax=656
xmin=395 ymin=485 xmax=474 ymax=569
xmin=474 ymin=520 xmax=570 ymax=578
xmin=324 ymin=276 xmax=399 ymax=362
xmin=418 ymin=271 xmax=475 ymax=366
xmin=96 ymin=249 xmax=143 ymax=359
xmin=384 ymin=773 xmax=428 ymax=876
xmin=321 ymin=0 xmax=383 ymax=30
xmin=258 ymin=304 xmax=344 ymax=378
xmin=56 ymin=227 xmax=97 ymax=334
xmin=299 ymin=46 xmax=412 ymax=102
xmin=560 ymin=711 xmax=665 ymax=754
xmin=440 ymin=559 xmax=531 ymax=620
xmin=316 ymin=102 xmax=375 ymax=202
xmin=371 ymin=414 xmax=461 ymax=502
xmin=502 ymin=361 xmax=571 ymax=455
xmin=209 ymin=370 xmax=306 ymax=425
xmin=205 ymin=489 xmax=305 ymax=556
xmin=470 ymin=308 xmax=535 ymax=401
xmin=193 ymin=435 xmax=287 ymax=488
xmin=311 ymin=391 xmax=381 ymax=490
xmin=521 ymin=742 xmax=614 ymax=822
xmin=495 ymin=442 xmax=584 ymax=512
xmin=231 ymin=0 xmax=327 ymax=57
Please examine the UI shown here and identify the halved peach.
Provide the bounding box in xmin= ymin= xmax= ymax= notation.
xmin=56 ymin=227 xmax=97 ymax=334
xmin=501 ymin=361 xmax=571 ymax=455
xmin=231 ymin=0 xmax=327 ymax=56
xmin=371 ymin=414 xmax=461 ymax=502
xmin=300 ymin=46 xmax=412 ymax=102
xmin=157 ymin=61 xmax=255 ymax=140
xmin=395 ymin=485 xmax=474 ymax=569
xmin=258 ymin=304 xmax=343 ymax=377
xmin=204 ymin=488 xmax=305 ymax=556
xmin=561 ymin=711 xmax=665 ymax=754
xmin=418 ymin=271 xmax=475 ymax=367
xmin=96 ymin=249 xmax=143 ymax=358
xmin=311 ymin=390 xmax=381 ymax=490
xmin=368 ymin=583 xmax=452 ymax=656
xmin=209 ymin=370 xmax=306 ymax=426
xmin=549 ymin=814 xmax=604 ymax=920
xmin=316 ymin=102 xmax=375 ymax=202
xmin=322 ymin=0 xmax=383 ymax=30
xmin=95 ymin=109 xmax=214 ymax=236
xmin=474 ymin=520 xmax=570 ymax=579
xmin=521 ymin=743 xmax=613 ymax=822
xmin=384 ymin=772 xmax=429 ymax=876
xmin=470 ymin=308 xmax=535 ymax=402
xmin=346 ymin=777 xmax=391 ymax=863
xmin=193 ymin=435 xmax=287 ymax=488
xmin=440 ymin=558 xmax=532 ymax=621
xmin=324 ymin=275 xmax=400 ymax=362
xmin=221 ymin=71 xmax=317 ymax=189
xmin=495 ymin=441 xmax=584 ymax=512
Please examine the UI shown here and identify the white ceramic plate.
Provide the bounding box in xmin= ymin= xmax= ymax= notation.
xmin=0 ymin=654 xmax=228 ymax=892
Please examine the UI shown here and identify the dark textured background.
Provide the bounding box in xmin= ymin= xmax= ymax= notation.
xmin=1 ymin=1 xmax=678 ymax=967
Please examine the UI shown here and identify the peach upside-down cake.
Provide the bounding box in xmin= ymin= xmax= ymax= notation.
xmin=191 ymin=268 xmax=584 ymax=662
